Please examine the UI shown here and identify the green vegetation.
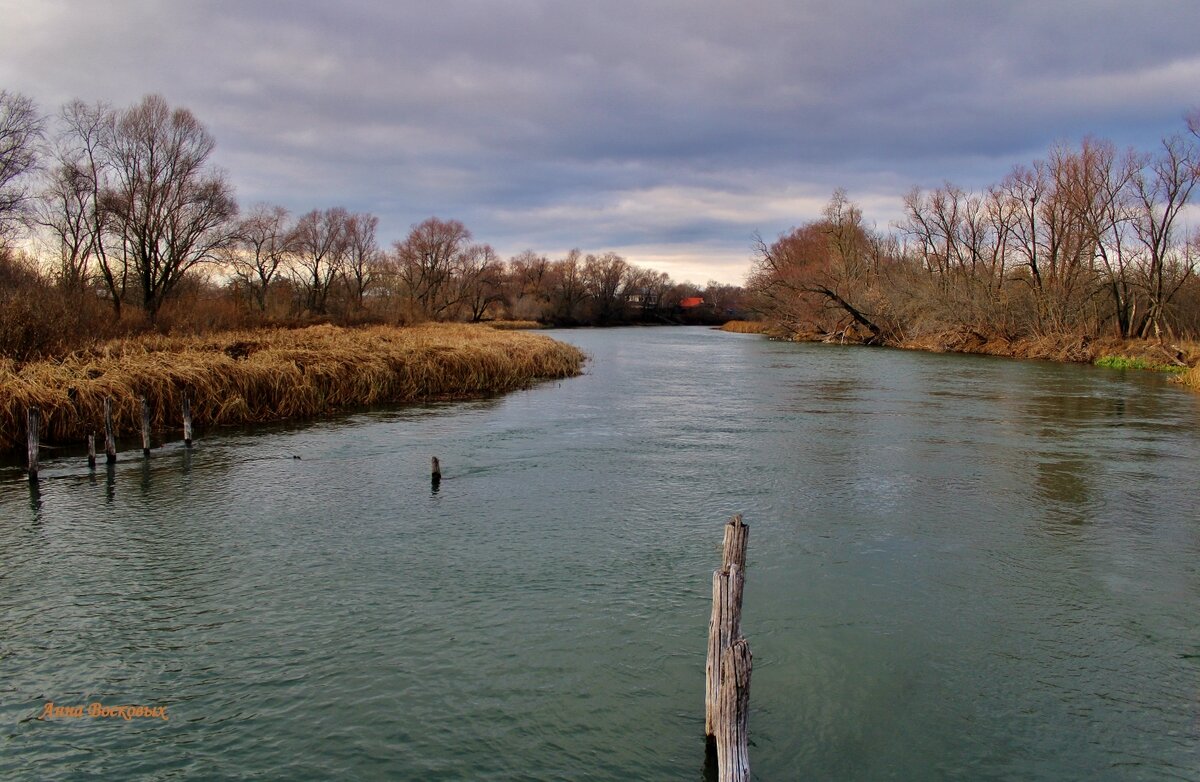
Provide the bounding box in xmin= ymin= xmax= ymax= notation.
xmin=1094 ymin=355 xmax=1188 ymax=373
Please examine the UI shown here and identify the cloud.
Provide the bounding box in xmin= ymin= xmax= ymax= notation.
xmin=2 ymin=0 xmax=1198 ymax=283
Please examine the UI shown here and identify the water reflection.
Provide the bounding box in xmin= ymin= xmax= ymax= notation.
xmin=1034 ymin=457 xmax=1093 ymax=525
xmin=140 ymin=458 xmax=152 ymax=494
xmin=0 ymin=329 xmax=1197 ymax=781
xmin=26 ymin=477 xmax=41 ymax=515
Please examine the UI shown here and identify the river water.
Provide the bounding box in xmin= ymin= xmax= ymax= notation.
xmin=1 ymin=327 xmax=1198 ymax=780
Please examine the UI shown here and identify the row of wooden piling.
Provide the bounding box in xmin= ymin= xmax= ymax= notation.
xmin=24 ymin=395 xmax=195 ymax=480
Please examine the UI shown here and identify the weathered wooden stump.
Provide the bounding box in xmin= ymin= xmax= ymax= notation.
xmin=87 ymin=432 xmax=96 ymax=469
xmin=715 ymin=638 xmax=752 ymax=781
xmin=140 ymin=396 xmax=152 ymax=457
xmin=103 ymin=397 xmax=117 ymax=463
xmin=182 ymin=394 xmax=193 ymax=447
xmin=26 ymin=407 xmax=40 ymax=480
xmin=431 ymin=456 xmax=442 ymax=488
xmin=705 ymin=514 xmax=751 ymax=782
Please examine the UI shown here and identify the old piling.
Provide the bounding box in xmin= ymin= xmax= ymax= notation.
xmin=182 ymin=394 xmax=193 ymax=447
xmin=705 ymin=514 xmax=752 ymax=782
xmin=140 ymin=396 xmax=152 ymax=457
xmin=103 ymin=397 xmax=116 ymax=463
xmin=715 ymin=638 xmax=752 ymax=781
xmin=26 ymin=407 xmax=40 ymax=480
xmin=431 ymin=456 xmax=442 ymax=488
xmin=87 ymin=432 xmax=96 ymax=469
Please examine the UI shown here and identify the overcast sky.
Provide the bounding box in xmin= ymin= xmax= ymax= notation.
xmin=2 ymin=0 xmax=1198 ymax=284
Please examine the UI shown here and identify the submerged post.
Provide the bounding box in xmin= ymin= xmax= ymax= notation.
xmin=431 ymin=456 xmax=442 ymax=488
xmin=104 ymin=397 xmax=116 ymax=463
xmin=140 ymin=396 xmax=152 ymax=457
xmin=26 ymin=407 xmax=40 ymax=480
xmin=716 ymin=638 xmax=752 ymax=781
xmin=87 ymin=432 xmax=97 ymax=469
xmin=182 ymin=394 xmax=193 ymax=447
xmin=705 ymin=515 xmax=752 ymax=782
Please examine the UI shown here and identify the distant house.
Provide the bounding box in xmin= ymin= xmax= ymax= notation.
xmin=624 ymin=289 xmax=660 ymax=309
xmin=679 ymin=296 xmax=705 ymax=309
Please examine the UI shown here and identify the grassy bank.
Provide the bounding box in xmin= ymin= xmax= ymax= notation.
xmin=765 ymin=325 xmax=1200 ymax=387
xmin=1179 ymin=365 xmax=1200 ymax=391
xmin=0 ymin=324 xmax=585 ymax=452
xmin=719 ymin=320 xmax=775 ymax=335
xmin=898 ymin=329 xmax=1199 ymax=369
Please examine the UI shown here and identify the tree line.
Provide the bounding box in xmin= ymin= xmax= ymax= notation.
xmin=749 ymin=113 xmax=1200 ymax=349
xmin=0 ymin=91 xmax=743 ymax=359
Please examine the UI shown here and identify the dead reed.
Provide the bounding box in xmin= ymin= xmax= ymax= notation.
xmin=1179 ymin=364 xmax=1200 ymax=392
xmin=719 ymin=320 xmax=774 ymax=335
xmin=484 ymin=320 xmax=544 ymax=330
xmin=0 ymin=323 xmax=585 ymax=451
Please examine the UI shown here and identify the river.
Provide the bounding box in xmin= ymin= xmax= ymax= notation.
xmin=2 ymin=327 xmax=1198 ymax=780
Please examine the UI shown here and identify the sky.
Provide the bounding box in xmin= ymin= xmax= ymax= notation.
xmin=2 ymin=0 xmax=1198 ymax=285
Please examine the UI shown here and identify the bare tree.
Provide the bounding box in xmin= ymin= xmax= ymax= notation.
xmin=0 ymin=90 xmax=44 ymax=244
xmin=749 ymin=193 xmax=888 ymax=343
xmin=343 ymin=211 xmax=380 ymax=311
xmin=99 ymin=95 xmax=237 ymax=323
xmin=289 ymin=207 xmax=350 ymax=315
xmin=547 ymin=249 xmax=588 ymax=323
xmin=1052 ymin=138 xmax=1140 ymax=336
xmin=1129 ymin=133 xmax=1200 ymax=338
xmin=37 ymin=135 xmax=97 ymax=289
xmin=506 ymin=249 xmax=551 ymax=320
xmin=456 ymin=243 xmax=504 ymax=321
xmin=393 ymin=217 xmax=471 ymax=320
xmin=225 ymin=203 xmax=293 ymax=312
xmin=49 ymin=100 xmax=126 ymax=310
xmin=582 ymin=251 xmax=631 ymax=324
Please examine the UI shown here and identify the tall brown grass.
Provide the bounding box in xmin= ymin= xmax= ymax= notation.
xmin=1179 ymin=364 xmax=1200 ymax=392
xmin=484 ymin=320 xmax=544 ymax=330
xmin=0 ymin=324 xmax=585 ymax=451
xmin=719 ymin=320 xmax=773 ymax=335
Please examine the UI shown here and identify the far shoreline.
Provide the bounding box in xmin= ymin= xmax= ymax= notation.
xmin=719 ymin=320 xmax=1200 ymax=390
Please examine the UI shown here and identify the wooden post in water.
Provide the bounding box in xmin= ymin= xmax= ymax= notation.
xmin=715 ymin=637 xmax=752 ymax=781
xmin=431 ymin=456 xmax=442 ymax=488
xmin=87 ymin=432 xmax=97 ymax=469
xmin=705 ymin=514 xmax=751 ymax=782
xmin=26 ymin=407 xmax=40 ymax=480
xmin=104 ymin=397 xmax=117 ymax=463
xmin=182 ymin=394 xmax=193 ymax=447
xmin=140 ymin=396 xmax=152 ymax=457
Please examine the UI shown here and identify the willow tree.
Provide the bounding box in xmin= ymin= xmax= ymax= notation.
xmin=0 ymin=90 xmax=44 ymax=245
xmin=100 ymin=94 xmax=236 ymax=323
xmin=393 ymin=217 xmax=471 ymax=320
xmin=289 ymin=206 xmax=350 ymax=315
xmin=749 ymin=192 xmax=890 ymax=343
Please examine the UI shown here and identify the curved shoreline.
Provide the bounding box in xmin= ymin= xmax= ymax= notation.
xmin=0 ymin=324 xmax=586 ymax=452
xmin=720 ymin=321 xmax=1200 ymax=389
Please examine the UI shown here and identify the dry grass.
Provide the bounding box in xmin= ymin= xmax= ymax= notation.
xmin=484 ymin=320 xmax=544 ymax=330
xmin=1178 ymin=365 xmax=1200 ymax=391
xmin=1 ymin=323 xmax=585 ymax=451
xmin=720 ymin=320 xmax=773 ymax=335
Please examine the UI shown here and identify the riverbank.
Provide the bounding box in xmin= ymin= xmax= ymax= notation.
xmin=733 ymin=323 xmax=1200 ymax=387
xmin=0 ymin=323 xmax=585 ymax=452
